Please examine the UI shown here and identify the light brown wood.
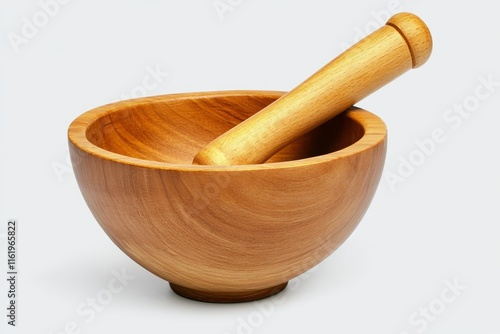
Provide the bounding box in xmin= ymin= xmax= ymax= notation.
xmin=68 ymin=91 xmax=387 ymax=302
xmin=193 ymin=12 xmax=432 ymax=165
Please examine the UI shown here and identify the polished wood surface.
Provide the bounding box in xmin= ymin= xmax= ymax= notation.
xmin=68 ymin=91 xmax=387 ymax=302
xmin=193 ymin=12 xmax=432 ymax=166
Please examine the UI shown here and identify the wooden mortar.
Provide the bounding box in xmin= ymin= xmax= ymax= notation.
xmin=68 ymin=12 xmax=432 ymax=302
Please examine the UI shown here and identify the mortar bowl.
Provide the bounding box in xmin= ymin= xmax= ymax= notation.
xmin=68 ymin=90 xmax=387 ymax=302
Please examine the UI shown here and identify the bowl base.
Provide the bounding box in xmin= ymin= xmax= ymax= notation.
xmin=169 ymin=282 xmax=288 ymax=303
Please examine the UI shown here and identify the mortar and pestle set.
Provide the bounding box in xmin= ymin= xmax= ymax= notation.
xmin=68 ymin=13 xmax=432 ymax=302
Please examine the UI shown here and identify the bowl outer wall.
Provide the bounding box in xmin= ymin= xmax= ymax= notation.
xmin=68 ymin=91 xmax=387 ymax=293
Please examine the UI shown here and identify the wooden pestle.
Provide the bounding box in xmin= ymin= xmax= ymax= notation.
xmin=193 ymin=12 xmax=432 ymax=166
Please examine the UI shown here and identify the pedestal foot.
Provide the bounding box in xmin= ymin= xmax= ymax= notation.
xmin=169 ymin=282 xmax=288 ymax=303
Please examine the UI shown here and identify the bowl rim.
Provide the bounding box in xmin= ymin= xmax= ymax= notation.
xmin=68 ymin=90 xmax=387 ymax=171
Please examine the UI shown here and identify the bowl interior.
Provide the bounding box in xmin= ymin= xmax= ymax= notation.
xmin=85 ymin=92 xmax=365 ymax=164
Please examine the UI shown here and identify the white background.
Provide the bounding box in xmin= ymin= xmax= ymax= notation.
xmin=1 ymin=0 xmax=499 ymax=333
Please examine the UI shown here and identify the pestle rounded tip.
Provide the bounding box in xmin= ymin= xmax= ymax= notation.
xmin=387 ymin=12 xmax=433 ymax=68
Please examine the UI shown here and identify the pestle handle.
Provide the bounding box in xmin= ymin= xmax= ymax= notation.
xmin=193 ymin=12 xmax=432 ymax=165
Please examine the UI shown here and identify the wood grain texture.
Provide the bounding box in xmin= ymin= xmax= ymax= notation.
xmin=193 ymin=12 xmax=431 ymax=166
xmin=68 ymin=91 xmax=387 ymax=302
